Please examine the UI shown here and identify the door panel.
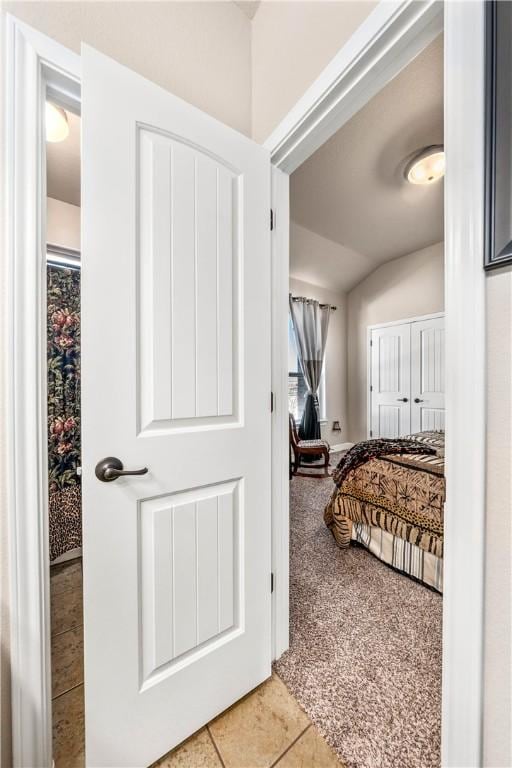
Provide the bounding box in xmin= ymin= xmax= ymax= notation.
xmin=377 ymin=404 xmax=402 ymax=438
xmin=420 ymin=407 xmax=446 ymax=431
xmin=82 ymin=45 xmax=270 ymax=768
xmin=139 ymin=481 xmax=239 ymax=685
xmin=370 ymin=324 xmax=411 ymax=437
xmin=138 ymin=127 xmax=237 ymax=430
xmin=411 ymin=318 xmax=445 ymax=433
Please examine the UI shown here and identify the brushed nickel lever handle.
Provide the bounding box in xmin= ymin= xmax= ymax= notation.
xmin=95 ymin=457 xmax=148 ymax=483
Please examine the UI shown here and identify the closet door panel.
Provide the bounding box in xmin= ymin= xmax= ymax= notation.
xmin=370 ymin=324 xmax=411 ymax=438
xmin=411 ymin=317 xmax=445 ymax=433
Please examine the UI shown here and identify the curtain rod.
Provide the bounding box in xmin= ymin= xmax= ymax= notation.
xmin=47 ymin=243 xmax=81 ymax=270
xmin=290 ymin=294 xmax=337 ymax=311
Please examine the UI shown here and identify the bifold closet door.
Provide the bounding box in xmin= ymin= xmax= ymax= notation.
xmin=370 ymin=324 xmax=411 ymax=438
xmin=411 ymin=317 xmax=445 ymax=432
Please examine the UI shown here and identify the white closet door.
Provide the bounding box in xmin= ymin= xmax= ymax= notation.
xmin=370 ymin=324 xmax=411 ymax=438
xmin=411 ymin=317 xmax=445 ymax=432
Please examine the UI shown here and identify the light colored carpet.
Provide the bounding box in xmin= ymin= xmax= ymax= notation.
xmin=274 ymin=452 xmax=442 ymax=768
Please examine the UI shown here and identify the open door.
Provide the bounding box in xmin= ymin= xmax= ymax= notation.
xmin=81 ymin=46 xmax=271 ymax=767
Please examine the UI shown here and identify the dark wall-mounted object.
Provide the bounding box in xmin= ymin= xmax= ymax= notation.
xmin=484 ymin=0 xmax=512 ymax=270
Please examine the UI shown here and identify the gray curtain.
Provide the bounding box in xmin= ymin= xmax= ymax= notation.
xmin=289 ymin=295 xmax=331 ymax=442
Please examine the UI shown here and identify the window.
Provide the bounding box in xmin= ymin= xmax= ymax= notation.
xmin=288 ymin=316 xmax=325 ymax=423
xmin=288 ymin=325 xmax=308 ymax=422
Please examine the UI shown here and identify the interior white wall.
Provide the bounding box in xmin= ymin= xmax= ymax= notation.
xmin=483 ymin=268 xmax=512 ymax=768
xmin=3 ymin=1 xmax=253 ymax=137
xmin=251 ymin=0 xmax=377 ymax=143
xmin=347 ymin=241 xmax=444 ymax=442
xmin=289 ymin=277 xmax=348 ymax=447
xmin=47 ymin=198 xmax=80 ymax=251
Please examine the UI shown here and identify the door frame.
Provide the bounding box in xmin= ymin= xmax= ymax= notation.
xmin=366 ymin=311 xmax=445 ymax=439
xmin=266 ymin=2 xmax=487 ymax=767
xmin=5 ymin=2 xmax=488 ymax=767
xmin=4 ymin=15 xmax=80 ymax=767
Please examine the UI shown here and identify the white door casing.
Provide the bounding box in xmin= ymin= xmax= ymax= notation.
xmin=81 ymin=45 xmax=271 ymax=768
xmin=411 ymin=317 xmax=445 ymax=432
xmin=370 ymin=323 xmax=411 ymax=438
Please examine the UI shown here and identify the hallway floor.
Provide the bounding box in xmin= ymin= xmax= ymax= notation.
xmin=50 ymin=558 xmax=343 ymax=767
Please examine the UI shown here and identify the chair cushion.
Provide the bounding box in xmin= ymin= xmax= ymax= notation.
xmin=298 ymin=439 xmax=329 ymax=450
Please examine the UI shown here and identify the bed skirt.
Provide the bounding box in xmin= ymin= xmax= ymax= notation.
xmin=351 ymin=521 xmax=443 ymax=593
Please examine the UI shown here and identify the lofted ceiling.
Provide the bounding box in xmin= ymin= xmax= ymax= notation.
xmin=47 ymin=108 xmax=81 ymax=207
xmin=233 ymin=1 xmax=261 ymax=20
xmin=290 ymin=35 xmax=444 ymax=293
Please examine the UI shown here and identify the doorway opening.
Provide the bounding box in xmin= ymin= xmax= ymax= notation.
xmin=280 ymin=33 xmax=445 ymax=768
xmin=45 ymin=94 xmax=84 ymax=764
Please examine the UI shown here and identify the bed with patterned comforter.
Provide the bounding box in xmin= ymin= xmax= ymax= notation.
xmin=324 ymin=431 xmax=445 ymax=591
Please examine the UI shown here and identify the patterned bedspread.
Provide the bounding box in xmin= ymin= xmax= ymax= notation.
xmin=324 ymin=431 xmax=445 ymax=558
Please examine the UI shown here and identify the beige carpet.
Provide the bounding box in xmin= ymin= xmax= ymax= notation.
xmin=274 ymin=453 xmax=442 ymax=768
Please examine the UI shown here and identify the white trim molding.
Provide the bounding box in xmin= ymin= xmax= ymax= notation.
xmin=330 ymin=443 xmax=354 ymax=453
xmin=442 ymin=2 xmax=486 ymax=765
xmin=270 ymin=166 xmax=290 ymax=660
xmin=367 ymin=311 xmax=444 ymax=331
xmin=267 ymin=3 xmax=486 ymax=767
xmin=264 ymin=0 xmax=443 ymax=173
xmin=4 ymin=15 xmax=80 ymax=767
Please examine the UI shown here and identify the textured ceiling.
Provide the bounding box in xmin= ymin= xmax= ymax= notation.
xmin=290 ymin=35 xmax=444 ymax=292
xmin=47 ymin=109 xmax=81 ymax=207
xmin=233 ymin=1 xmax=261 ymax=20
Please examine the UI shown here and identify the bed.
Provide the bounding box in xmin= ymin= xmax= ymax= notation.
xmin=324 ymin=431 xmax=445 ymax=592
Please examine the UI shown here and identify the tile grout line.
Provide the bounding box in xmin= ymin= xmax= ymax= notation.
xmin=51 ymin=624 xmax=83 ymax=642
xmin=206 ymin=725 xmax=226 ymax=768
xmin=51 ymin=681 xmax=83 ymax=702
xmin=269 ymin=724 xmax=311 ymax=768
xmin=51 ymin=621 xmax=83 ymax=640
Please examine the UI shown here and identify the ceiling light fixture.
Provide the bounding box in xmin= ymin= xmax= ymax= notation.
xmin=405 ymin=145 xmax=445 ymax=185
xmin=45 ymin=101 xmax=69 ymax=143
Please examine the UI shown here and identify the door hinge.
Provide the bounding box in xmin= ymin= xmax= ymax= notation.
xmin=271 ymin=391 xmax=274 ymax=412
xmin=271 ymin=573 xmax=275 ymax=593
xmin=370 ymin=339 xmax=373 ymax=346
xmin=270 ymin=209 xmax=275 ymax=231
xmin=370 ymin=385 xmax=373 ymax=392
xmin=369 ymin=430 xmax=373 ymax=437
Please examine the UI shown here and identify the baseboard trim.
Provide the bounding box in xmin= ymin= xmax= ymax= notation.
xmin=330 ymin=442 xmax=354 ymax=452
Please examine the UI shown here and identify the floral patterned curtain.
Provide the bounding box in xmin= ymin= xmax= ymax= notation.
xmin=47 ymin=265 xmax=82 ymax=561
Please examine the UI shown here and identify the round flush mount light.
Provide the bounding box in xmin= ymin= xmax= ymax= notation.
xmin=404 ymin=145 xmax=445 ymax=185
xmin=45 ymin=101 xmax=69 ymax=143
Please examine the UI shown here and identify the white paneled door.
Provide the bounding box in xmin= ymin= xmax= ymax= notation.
xmin=370 ymin=324 xmax=411 ymax=438
xmin=369 ymin=315 xmax=445 ymax=438
xmin=81 ymin=47 xmax=271 ymax=767
xmin=411 ymin=317 xmax=445 ymax=432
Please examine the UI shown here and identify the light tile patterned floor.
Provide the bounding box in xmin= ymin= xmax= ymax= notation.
xmin=51 ymin=559 xmax=343 ymax=768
